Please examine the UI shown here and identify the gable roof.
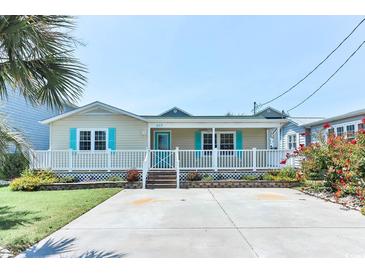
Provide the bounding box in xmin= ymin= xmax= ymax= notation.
xmin=40 ymin=101 xmax=147 ymax=124
xmin=288 ymin=117 xmax=324 ymax=127
xmin=159 ymin=107 xmax=192 ymax=117
xmin=254 ymin=107 xmax=288 ymax=119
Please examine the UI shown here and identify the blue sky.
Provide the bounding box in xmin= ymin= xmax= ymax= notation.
xmin=74 ymin=16 xmax=365 ymax=118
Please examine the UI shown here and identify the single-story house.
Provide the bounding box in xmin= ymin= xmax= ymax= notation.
xmin=31 ymin=102 xmax=300 ymax=186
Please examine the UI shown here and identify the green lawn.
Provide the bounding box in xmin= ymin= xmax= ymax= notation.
xmin=0 ymin=186 xmax=121 ymax=254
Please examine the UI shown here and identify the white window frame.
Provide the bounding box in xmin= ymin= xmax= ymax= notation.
xmin=201 ymin=131 xmax=236 ymax=151
xmin=336 ymin=126 xmax=344 ymax=137
xmin=346 ymin=124 xmax=355 ymax=139
xmin=287 ymin=133 xmax=297 ymax=150
xmin=77 ymin=128 xmax=108 ymax=151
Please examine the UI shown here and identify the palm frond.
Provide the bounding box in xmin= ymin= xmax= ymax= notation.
xmin=0 ymin=112 xmax=32 ymax=162
xmin=0 ymin=15 xmax=87 ymax=111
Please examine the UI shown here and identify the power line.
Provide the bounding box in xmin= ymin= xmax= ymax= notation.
xmin=257 ymin=17 xmax=365 ymax=109
xmin=287 ymin=40 xmax=365 ymax=113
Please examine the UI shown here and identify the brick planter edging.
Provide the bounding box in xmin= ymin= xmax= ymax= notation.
xmin=38 ymin=181 xmax=142 ymax=191
xmin=180 ymin=180 xmax=300 ymax=188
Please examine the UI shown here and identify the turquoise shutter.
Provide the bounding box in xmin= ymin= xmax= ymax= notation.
xmin=194 ymin=130 xmax=202 ymax=157
xmin=236 ymin=130 xmax=243 ymax=157
xmin=108 ymin=128 xmax=116 ymax=150
xmin=69 ymin=128 xmax=77 ymax=150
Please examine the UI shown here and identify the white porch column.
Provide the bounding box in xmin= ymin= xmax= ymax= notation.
xmin=277 ymin=126 xmax=281 ymax=149
xmin=212 ymin=128 xmax=218 ymax=171
xmin=147 ymin=125 xmax=151 ymax=149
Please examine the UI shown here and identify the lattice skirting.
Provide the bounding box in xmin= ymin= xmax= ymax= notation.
xmin=181 ymin=180 xmax=299 ymax=188
xmin=179 ymin=170 xmax=266 ymax=182
xmin=55 ymin=171 xmax=142 ymax=182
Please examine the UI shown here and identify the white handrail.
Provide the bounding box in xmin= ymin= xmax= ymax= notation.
xmin=30 ymin=149 xmax=297 ymax=172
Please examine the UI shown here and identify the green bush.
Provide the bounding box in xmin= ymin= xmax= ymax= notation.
xmin=186 ymin=172 xmax=202 ymax=181
xmin=279 ymin=167 xmax=296 ymax=179
xmin=0 ymin=153 xmax=29 ymax=180
xmin=262 ymin=173 xmax=275 ymax=181
xmin=262 ymin=168 xmax=298 ymax=182
xmin=58 ymin=176 xmax=79 ymax=183
xmin=201 ymin=175 xmax=213 ymax=181
xmin=9 ymin=169 xmax=59 ymax=191
xmin=241 ymin=174 xmax=258 ymax=180
xmin=107 ymin=176 xmax=123 ymax=182
xmin=10 ymin=177 xmax=50 ymax=191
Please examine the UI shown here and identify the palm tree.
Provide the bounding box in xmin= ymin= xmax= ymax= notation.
xmin=0 ymin=15 xmax=87 ymax=160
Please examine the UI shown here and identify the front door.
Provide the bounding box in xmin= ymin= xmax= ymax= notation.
xmin=153 ymin=131 xmax=173 ymax=168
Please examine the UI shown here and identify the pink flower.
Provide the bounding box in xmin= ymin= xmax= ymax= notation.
xmin=350 ymin=139 xmax=357 ymax=145
xmin=280 ymin=159 xmax=287 ymax=165
xmin=362 ymin=117 xmax=365 ymax=124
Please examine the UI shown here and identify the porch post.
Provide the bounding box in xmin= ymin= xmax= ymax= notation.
xmin=277 ymin=126 xmax=281 ymax=149
xmin=147 ymin=125 xmax=151 ymax=149
xmin=212 ymin=128 xmax=218 ymax=171
xmin=175 ymin=147 xmax=180 ymax=189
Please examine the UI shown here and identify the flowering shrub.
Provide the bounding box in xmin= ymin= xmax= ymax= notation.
xmin=126 ymin=169 xmax=140 ymax=182
xmin=283 ymin=122 xmax=365 ymax=201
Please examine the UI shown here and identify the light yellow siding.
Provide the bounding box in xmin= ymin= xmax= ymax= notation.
xmin=50 ymin=114 xmax=148 ymax=150
xmin=241 ymin=128 xmax=267 ymax=149
xmin=152 ymin=128 xmax=267 ymax=149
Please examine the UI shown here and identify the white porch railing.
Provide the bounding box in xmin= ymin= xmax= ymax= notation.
xmin=30 ymin=148 xmax=296 ymax=172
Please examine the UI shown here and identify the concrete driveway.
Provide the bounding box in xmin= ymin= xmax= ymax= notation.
xmin=19 ymin=188 xmax=365 ymax=258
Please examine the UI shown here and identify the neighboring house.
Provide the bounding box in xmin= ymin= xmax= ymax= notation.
xmin=0 ymin=92 xmax=75 ymax=150
xmin=304 ymin=108 xmax=365 ymax=142
xmin=279 ymin=117 xmax=323 ymax=149
xmin=278 ymin=108 xmax=365 ymax=149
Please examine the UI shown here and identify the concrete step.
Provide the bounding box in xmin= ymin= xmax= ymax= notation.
xmin=146 ymin=184 xmax=176 ymax=189
xmin=149 ymin=171 xmax=176 ymax=175
xmin=147 ymin=179 xmax=177 ymax=183
xmin=148 ymin=175 xmax=177 ymax=179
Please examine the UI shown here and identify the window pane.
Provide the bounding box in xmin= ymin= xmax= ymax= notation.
xmin=346 ymin=125 xmax=355 ymax=139
xmin=358 ymin=123 xmax=364 ymax=130
xmin=288 ymin=134 xmax=297 ymax=149
xmin=79 ymin=131 xmax=91 ymax=150
xmin=337 ymin=127 xmax=344 ymax=136
xmin=94 ymin=130 xmax=106 ymax=150
xmin=328 ymin=128 xmax=335 ymax=136
xmin=203 ymin=133 xmax=212 ymax=150
xmin=220 ymin=133 xmax=234 ymax=150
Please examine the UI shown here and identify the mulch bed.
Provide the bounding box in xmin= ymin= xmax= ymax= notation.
xmin=300 ymin=189 xmax=363 ymax=211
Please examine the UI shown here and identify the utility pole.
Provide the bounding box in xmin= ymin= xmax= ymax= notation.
xmin=253 ymin=102 xmax=257 ymax=115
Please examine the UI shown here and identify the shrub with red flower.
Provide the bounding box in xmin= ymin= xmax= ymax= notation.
xmin=284 ymin=128 xmax=365 ymax=194
xmin=323 ymin=122 xmax=331 ymax=129
xmin=127 ymin=169 xmax=140 ymax=182
xmin=362 ymin=117 xmax=365 ymax=124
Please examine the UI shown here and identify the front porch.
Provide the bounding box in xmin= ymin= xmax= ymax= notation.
xmin=30 ymin=148 xmax=297 ymax=188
